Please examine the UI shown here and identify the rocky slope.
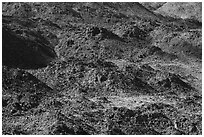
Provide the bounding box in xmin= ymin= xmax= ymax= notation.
xmin=2 ymin=2 xmax=202 ymax=135
xmin=155 ymin=2 xmax=202 ymax=22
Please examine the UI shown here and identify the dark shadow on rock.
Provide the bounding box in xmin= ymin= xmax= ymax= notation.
xmin=2 ymin=16 xmax=57 ymax=69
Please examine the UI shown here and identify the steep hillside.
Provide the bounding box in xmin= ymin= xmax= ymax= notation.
xmin=2 ymin=2 xmax=202 ymax=135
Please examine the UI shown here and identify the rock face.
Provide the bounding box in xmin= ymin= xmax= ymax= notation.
xmin=2 ymin=2 xmax=202 ymax=135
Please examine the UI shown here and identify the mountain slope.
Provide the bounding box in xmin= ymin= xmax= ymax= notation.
xmin=2 ymin=2 xmax=202 ymax=135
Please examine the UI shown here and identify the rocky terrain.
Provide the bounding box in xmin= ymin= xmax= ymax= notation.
xmin=2 ymin=2 xmax=202 ymax=135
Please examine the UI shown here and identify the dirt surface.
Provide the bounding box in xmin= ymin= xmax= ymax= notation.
xmin=2 ymin=2 xmax=202 ymax=135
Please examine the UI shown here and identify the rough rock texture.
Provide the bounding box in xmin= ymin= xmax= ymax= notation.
xmin=2 ymin=2 xmax=202 ymax=135
xmin=155 ymin=2 xmax=202 ymax=22
xmin=140 ymin=2 xmax=166 ymax=11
